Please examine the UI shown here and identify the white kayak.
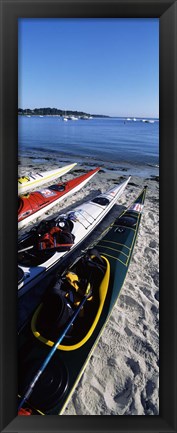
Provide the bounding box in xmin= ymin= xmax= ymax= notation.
xmin=18 ymin=163 xmax=77 ymax=194
xmin=18 ymin=176 xmax=131 ymax=297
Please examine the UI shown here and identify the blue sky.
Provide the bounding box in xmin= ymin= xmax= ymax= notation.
xmin=18 ymin=18 xmax=159 ymax=118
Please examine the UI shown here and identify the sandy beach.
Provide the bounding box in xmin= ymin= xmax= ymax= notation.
xmin=18 ymin=159 xmax=159 ymax=415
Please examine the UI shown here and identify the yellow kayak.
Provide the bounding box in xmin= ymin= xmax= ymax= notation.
xmin=18 ymin=163 xmax=77 ymax=194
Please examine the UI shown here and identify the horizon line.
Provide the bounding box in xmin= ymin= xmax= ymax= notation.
xmin=18 ymin=107 xmax=159 ymax=119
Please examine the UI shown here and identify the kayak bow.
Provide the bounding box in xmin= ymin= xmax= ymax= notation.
xmin=18 ymin=163 xmax=77 ymax=194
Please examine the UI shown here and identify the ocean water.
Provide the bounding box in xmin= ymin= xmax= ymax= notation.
xmin=18 ymin=116 xmax=159 ymax=177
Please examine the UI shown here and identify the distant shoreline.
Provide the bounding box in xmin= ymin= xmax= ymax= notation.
xmin=18 ymin=112 xmax=159 ymax=121
xmin=18 ymin=108 xmax=109 ymax=118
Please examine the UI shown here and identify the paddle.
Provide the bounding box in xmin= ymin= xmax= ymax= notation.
xmin=18 ymin=245 xmax=34 ymax=253
xmin=18 ymin=283 xmax=92 ymax=411
xmin=18 ymin=242 xmax=73 ymax=254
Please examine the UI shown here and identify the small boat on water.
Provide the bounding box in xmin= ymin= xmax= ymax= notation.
xmin=62 ymin=111 xmax=69 ymax=121
xmin=70 ymin=116 xmax=78 ymax=121
xmin=141 ymin=119 xmax=155 ymax=124
xmin=18 ymin=185 xmax=147 ymax=415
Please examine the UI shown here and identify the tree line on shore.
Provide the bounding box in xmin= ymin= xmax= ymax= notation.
xmin=18 ymin=107 xmax=108 ymax=117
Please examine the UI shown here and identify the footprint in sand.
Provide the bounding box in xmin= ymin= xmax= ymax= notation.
xmin=146 ymin=379 xmax=156 ymax=397
xmin=119 ymin=294 xmax=145 ymax=319
xmin=144 ymin=246 xmax=156 ymax=257
xmin=141 ymin=390 xmax=158 ymax=415
xmin=149 ymin=240 xmax=158 ymax=249
xmin=148 ymin=212 xmax=155 ymax=221
xmin=124 ymin=326 xmax=133 ymax=337
xmin=152 ymin=271 xmax=159 ymax=288
xmin=154 ymin=290 xmax=159 ymax=301
xmin=151 ymin=304 xmax=158 ymax=315
xmin=114 ymin=378 xmax=133 ymax=409
xmin=126 ymin=358 xmax=140 ymax=377
xmin=140 ymin=286 xmax=152 ymax=300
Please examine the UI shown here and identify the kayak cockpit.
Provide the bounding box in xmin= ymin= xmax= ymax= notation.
xmin=115 ymin=212 xmax=138 ymax=228
xmin=18 ymin=217 xmax=75 ymax=267
xmin=31 ymin=254 xmax=110 ymax=351
xmin=49 ymin=184 xmax=66 ymax=192
xmin=91 ymin=196 xmax=110 ymax=206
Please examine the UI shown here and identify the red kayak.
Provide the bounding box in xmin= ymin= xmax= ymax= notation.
xmin=18 ymin=168 xmax=100 ymax=229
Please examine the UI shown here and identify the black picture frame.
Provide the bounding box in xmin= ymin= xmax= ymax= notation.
xmin=0 ymin=0 xmax=176 ymax=432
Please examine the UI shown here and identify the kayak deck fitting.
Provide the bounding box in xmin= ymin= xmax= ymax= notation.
xmin=18 ymin=186 xmax=147 ymax=415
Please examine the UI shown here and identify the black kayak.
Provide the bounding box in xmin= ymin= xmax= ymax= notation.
xmin=18 ymin=186 xmax=147 ymax=415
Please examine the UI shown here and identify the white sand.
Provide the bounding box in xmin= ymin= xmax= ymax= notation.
xmin=18 ymin=164 xmax=159 ymax=415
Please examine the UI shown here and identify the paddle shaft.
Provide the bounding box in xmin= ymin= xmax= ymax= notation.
xmin=18 ymin=291 xmax=90 ymax=411
xmin=18 ymin=245 xmax=34 ymax=253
